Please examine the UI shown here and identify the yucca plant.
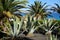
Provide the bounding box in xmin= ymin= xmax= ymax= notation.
xmin=1 ymin=16 xmax=25 ymax=40
xmin=39 ymin=19 xmax=59 ymax=40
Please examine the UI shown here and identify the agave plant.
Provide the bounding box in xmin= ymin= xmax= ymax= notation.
xmin=1 ymin=16 xmax=25 ymax=40
xmin=39 ymin=19 xmax=59 ymax=40
xmin=23 ymin=15 xmax=42 ymax=37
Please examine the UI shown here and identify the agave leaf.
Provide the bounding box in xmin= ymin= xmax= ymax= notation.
xmin=39 ymin=19 xmax=59 ymax=33
xmin=49 ymin=22 xmax=58 ymax=31
xmin=4 ymin=22 xmax=13 ymax=35
xmin=25 ymin=15 xmax=40 ymax=34
xmin=17 ymin=18 xmax=24 ymax=35
xmin=48 ymin=19 xmax=53 ymax=27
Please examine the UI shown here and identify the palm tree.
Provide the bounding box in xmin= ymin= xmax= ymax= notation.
xmin=28 ymin=1 xmax=50 ymax=19
xmin=51 ymin=3 xmax=60 ymax=13
xmin=0 ymin=0 xmax=28 ymax=20
xmin=0 ymin=0 xmax=28 ymax=36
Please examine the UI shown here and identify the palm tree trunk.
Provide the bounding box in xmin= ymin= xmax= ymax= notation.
xmin=36 ymin=14 xmax=43 ymax=20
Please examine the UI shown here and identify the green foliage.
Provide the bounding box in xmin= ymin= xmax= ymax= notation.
xmin=0 ymin=0 xmax=60 ymax=39
xmin=24 ymin=15 xmax=41 ymax=34
xmin=28 ymin=1 xmax=50 ymax=19
xmin=52 ymin=35 xmax=58 ymax=40
xmin=0 ymin=0 xmax=28 ymax=20
xmin=0 ymin=0 xmax=28 ymax=12
xmin=3 ymin=16 xmax=24 ymax=37
xmin=56 ymin=20 xmax=60 ymax=25
xmin=39 ymin=19 xmax=59 ymax=34
xmin=38 ymin=19 xmax=59 ymax=40
xmin=51 ymin=3 xmax=60 ymax=13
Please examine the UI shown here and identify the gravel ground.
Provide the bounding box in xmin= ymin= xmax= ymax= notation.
xmin=30 ymin=34 xmax=48 ymax=40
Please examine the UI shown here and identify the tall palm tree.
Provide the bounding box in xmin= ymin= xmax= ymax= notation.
xmin=51 ymin=3 xmax=60 ymax=13
xmin=0 ymin=0 xmax=28 ymax=20
xmin=28 ymin=1 xmax=50 ymax=19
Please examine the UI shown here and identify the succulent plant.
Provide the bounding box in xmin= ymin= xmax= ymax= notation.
xmin=39 ymin=19 xmax=59 ymax=40
xmin=23 ymin=15 xmax=42 ymax=37
xmin=1 ymin=16 xmax=25 ymax=40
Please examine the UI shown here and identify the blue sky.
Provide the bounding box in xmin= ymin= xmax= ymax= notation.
xmin=28 ymin=0 xmax=60 ymax=5
xmin=27 ymin=0 xmax=60 ymax=20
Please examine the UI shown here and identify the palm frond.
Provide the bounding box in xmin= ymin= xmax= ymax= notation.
xmin=28 ymin=1 xmax=49 ymax=19
xmin=51 ymin=3 xmax=60 ymax=13
xmin=55 ymin=3 xmax=60 ymax=8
